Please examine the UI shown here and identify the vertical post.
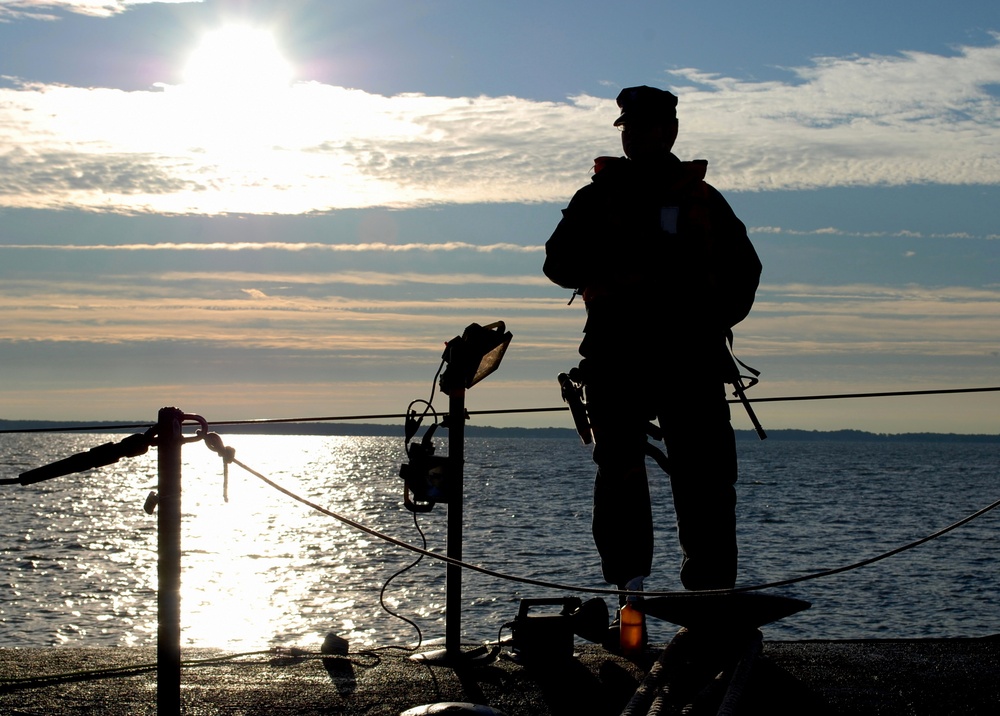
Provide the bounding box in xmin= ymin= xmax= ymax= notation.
xmin=445 ymin=388 xmax=466 ymax=658
xmin=157 ymin=407 xmax=184 ymax=714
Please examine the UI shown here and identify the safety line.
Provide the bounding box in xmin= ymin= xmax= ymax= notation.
xmin=229 ymin=453 xmax=1000 ymax=600
xmin=231 ymin=455 xmax=633 ymax=598
xmin=726 ymin=495 xmax=1000 ymax=593
xmin=743 ymin=385 xmax=1000 ymax=404
xmin=2 ymin=385 xmax=998 ymax=434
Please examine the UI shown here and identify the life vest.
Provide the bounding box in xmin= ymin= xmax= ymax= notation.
xmin=580 ymin=156 xmax=716 ymax=307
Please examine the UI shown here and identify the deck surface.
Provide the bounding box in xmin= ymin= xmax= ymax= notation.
xmin=1 ymin=638 xmax=998 ymax=715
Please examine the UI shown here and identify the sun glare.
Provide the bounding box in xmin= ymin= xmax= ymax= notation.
xmin=182 ymin=25 xmax=293 ymax=96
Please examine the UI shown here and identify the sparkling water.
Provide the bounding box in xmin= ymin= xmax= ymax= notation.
xmin=1 ymin=432 xmax=997 ymax=649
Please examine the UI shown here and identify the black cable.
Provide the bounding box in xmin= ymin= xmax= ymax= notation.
xmin=3 ymin=385 xmax=998 ymax=434
xmin=377 ymin=510 xmax=427 ymax=650
xmin=0 ymin=650 xmax=274 ymax=690
xmin=742 ymin=385 xmax=1000 ymax=404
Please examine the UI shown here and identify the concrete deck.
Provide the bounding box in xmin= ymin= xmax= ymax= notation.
xmin=1 ymin=637 xmax=998 ymax=715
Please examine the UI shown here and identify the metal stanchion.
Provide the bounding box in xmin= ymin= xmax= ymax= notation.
xmin=444 ymin=387 xmax=466 ymax=658
xmin=406 ymin=322 xmax=512 ymax=667
xmin=6 ymin=406 xmax=206 ymax=715
xmin=156 ymin=407 xmax=184 ymax=714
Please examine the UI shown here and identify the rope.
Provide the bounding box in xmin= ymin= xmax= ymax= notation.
xmin=229 ymin=455 xmax=627 ymax=598
xmin=3 ymin=385 xmax=998 ymax=434
xmin=728 ymin=495 xmax=1000 ymax=593
xmin=0 ymin=650 xmax=272 ymax=689
xmin=224 ymin=449 xmax=1000 ymax=600
xmin=0 ymin=648 xmax=394 ymax=691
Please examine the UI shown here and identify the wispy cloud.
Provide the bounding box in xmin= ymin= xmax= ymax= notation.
xmin=746 ymin=282 xmax=1000 ymax=359
xmin=750 ymin=226 xmax=1000 ymax=241
xmin=1 ymin=35 xmax=998 ymax=214
xmin=0 ymin=1 xmax=196 ymax=21
xmin=2 ymin=274 xmax=997 ymax=357
xmin=156 ymin=270 xmax=553 ymax=287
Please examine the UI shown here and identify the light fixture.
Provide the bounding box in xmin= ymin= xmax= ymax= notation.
xmin=439 ymin=321 xmax=513 ymax=396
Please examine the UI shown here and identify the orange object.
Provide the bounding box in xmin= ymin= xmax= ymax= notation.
xmin=619 ymin=602 xmax=644 ymax=656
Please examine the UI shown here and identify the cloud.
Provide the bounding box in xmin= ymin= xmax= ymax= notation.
xmin=749 ymin=226 xmax=999 ymax=240
xmin=157 ymin=270 xmax=552 ymax=287
xmin=0 ymin=1 xmax=197 ymax=21
xmin=1 ymin=34 xmax=999 ymax=214
xmin=746 ymin=282 xmax=1000 ymax=358
xmin=2 ymin=269 xmax=998 ymax=360
xmin=668 ymin=40 xmax=1000 ymax=191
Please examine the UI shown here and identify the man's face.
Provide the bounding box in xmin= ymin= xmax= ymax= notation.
xmin=619 ymin=119 xmax=678 ymax=162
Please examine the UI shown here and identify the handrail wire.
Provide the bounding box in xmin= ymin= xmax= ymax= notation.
xmin=2 ymin=385 xmax=998 ymax=434
xmin=227 ymin=452 xmax=1000 ymax=599
xmin=743 ymin=385 xmax=1000 ymax=404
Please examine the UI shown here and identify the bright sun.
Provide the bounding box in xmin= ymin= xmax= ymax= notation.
xmin=181 ymin=25 xmax=293 ymax=95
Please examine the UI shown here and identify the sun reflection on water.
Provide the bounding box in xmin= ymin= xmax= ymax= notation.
xmin=0 ymin=433 xmax=433 ymax=650
xmin=175 ymin=434 xmax=413 ymax=649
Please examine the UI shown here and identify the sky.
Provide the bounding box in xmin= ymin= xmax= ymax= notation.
xmin=1 ymin=0 xmax=999 ymax=433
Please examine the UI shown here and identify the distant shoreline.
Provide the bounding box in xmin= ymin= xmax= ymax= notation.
xmin=1 ymin=419 xmax=998 ymax=442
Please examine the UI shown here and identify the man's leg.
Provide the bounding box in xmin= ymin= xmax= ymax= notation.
xmin=586 ymin=373 xmax=654 ymax=590
xmin=661 ymin=391 xmax=738 ymax=590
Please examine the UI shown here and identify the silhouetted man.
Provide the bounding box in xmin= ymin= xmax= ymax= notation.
xmin=544 ymin=86 xmax=761 ymax=606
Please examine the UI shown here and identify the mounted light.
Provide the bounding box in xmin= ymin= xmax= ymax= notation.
xmin=439 ymin=321 xmax=513 ymax=396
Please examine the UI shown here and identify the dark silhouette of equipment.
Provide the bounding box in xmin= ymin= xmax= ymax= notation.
xmin=439 ymin=321 xmax=512 ymax=395
xmin=401 ymin=322 xmax=513 ymax=667
xmin=6 ymin=430 xmax=154 ymax=486
xmin=557 ymin=370 xmax=591 ymax=444
xmin=400 ymin=421 xmax=451 ymax=512
xmin=507 ymin=597 xmax=610 ymax=663
xmin=722 ymin=334 xmax=767 ymax=440
xmin=638 ymin=591 xmax=810 ymax=630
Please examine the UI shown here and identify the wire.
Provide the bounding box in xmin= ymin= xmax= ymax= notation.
xmin=228 ymin=452 xmax=1000 ymax=600
xmin=742 ymin=385 xmax=1000 ymax=404
xmin=726 ymin=494 xmax=1000 ymax=593
xmin=231 ymin=455 xmax=620 ymax=597
xmin=3 ymin=385 xmax=998 ymax=434
xmin=0 ymin=647 xmax=401 ymax=694
xmin=0 ymin=650 xmax=274 ymax=690
xmin=377 ymin=510 xmax=427 ymax=650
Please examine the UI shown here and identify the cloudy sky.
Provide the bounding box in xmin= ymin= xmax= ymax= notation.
xmin=1 ymin=0 xmax=999 ymax=433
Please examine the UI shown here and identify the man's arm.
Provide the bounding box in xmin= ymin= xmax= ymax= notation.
xmin=543 ymin=186 xmax=604 ymax=290
xmin=708 ymin=189 xmax=761 ymax=330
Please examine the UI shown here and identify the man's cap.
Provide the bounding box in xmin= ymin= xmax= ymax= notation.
xmin=613 ymin=85 xmax=678 ymax=127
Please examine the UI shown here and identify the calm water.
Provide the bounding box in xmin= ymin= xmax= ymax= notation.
xmin=1 ymin=432 xmax=997 ymax=650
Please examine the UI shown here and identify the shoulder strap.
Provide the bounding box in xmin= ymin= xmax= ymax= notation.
xmin=724 ymin=329 xmax=767 ymax=440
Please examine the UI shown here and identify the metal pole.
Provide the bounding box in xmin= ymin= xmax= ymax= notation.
xmin=157 ymin=407 xmax=184 ymax=714
xmin=445 ymin=388 xmax=466 ymax=658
